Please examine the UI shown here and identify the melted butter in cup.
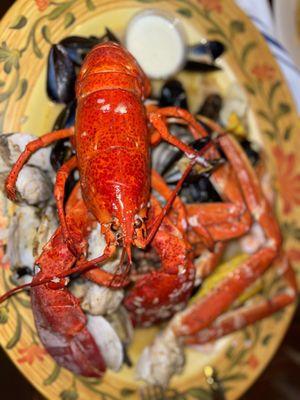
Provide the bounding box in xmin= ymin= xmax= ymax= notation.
xmin=125 ymin=10 xmax=187 ymax=79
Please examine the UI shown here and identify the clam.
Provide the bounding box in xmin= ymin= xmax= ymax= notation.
xmin=87 ymin=315 xmax=124 ymax=371
xmin=240 ymin=138 xmax=260 ymax=166
xmin=6 ymin=205 xmax=41 ymax=273
xmin=14 ymin=166 xmax=53 ymax=206
xmin=136 ymin=329 xmax=184 ymax=387
xmin=0 ymin=133 xmax=53 ymax=172
xmin=81 ymin=282 xmax=124 ymax=316
xmin=33 ymin=205 xmax=58 ymax=257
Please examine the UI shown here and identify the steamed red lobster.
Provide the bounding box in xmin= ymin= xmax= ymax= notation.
xmin=1 ymin=42 xmax=297 ymax=385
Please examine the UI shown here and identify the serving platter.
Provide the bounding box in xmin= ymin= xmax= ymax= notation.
xmin=0 ymin=1 xmax=299 ymax=399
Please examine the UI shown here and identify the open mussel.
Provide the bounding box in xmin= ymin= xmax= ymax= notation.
xmin=59 ymin=36 xmax=101 ymax=66
xmin=161 ymin=137 xmax=222 ymax=204
xmin=159 ymin=79 xmax=188 ymax=109
xmin=47 ymin=28 xmax=120 ymax=104
xmin=189 ymin=41 xmax=225 ymax=61
xmin=184 ymin=40 xmax=225 ymax=72
xmin=58 ymin=29 xmax=120 ymax=66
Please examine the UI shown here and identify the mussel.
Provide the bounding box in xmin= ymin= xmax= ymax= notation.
xmin=198 ymin=93 xmax=223 ymax=121
xmin=47 ymin=44 xmax=76 ymax=103
xmin=59 ymin=36 xmax=100 ymax=66
xmin=184 ymin=40 xmax=225 ymax=72
xmin=159 ymin=79 xmax=188 ymax=109
xmin=58 ymin=29 xmax=120 ymax=66
xmin=47 ymin=28 xmax=120 ymax=104
xmin=161 ymin=137 xmax=222 ymax=204
xmin=189 ymin=41 xmax=225 ymax=61
xmin=239 ymin=138 xmax=260 ymax=166
xmin=52 ymin=100 xmax=76 ymax=130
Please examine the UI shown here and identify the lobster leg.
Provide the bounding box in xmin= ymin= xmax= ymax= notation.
xmin=186 ymin=163 xmax=252 ymax=250
xmin=142 ymin=135 xmax=216 ymax=248
xmin=151 ymin=168 xmax=215 ymax=249
xmin=185 ymin=255 xmax=297 ymax=345
xmin=5 ymin=127 xmax=74 ymax=201
xmin=150 ymin=106 xmax=209 ymax=139
xmin=143 ymin=161 xmax=195 ymax=246
xmin=148 ymin=112 xmax=210 ymax=165
xmin=169 ymin=134 xmax=287 ymax=338
xmin=151 ymin=169 xmax=188 ymax=236
xmin=54 ymin=156 xmax=79 ymax=255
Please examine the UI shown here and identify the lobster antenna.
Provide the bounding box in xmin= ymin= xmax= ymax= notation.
xmin=109 ymin=245 xmax=131 ymax=288
xmin=0 ymin=282 xmax=34 ymax=303
xmin=0 ymin=250 xmax=117 ymax=304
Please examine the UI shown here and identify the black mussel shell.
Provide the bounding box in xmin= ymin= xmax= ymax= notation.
xmin=181 ymin=175 xmax=222 ymax=204
xmin=50 ymin=139 xmax=74 ymax=171
xmin=188 ymin=40 xmax=226 ymax=62
xmin=240 ymin=138 xmax=260 ymax=166
xmin=159 ymin=79 xmax=188 ymax=109
xmin=52 ymin=100 xmax=77 ymax=131
xmin=207 ymin=40 xmax=226 ymax=59
xmin=162 ymin=137 xmax=211 ymax=179
xmin=101 ymin=27 xmax=121 ymax=44
xmin=183 ymin=61 xmax=221 ymax=73
xmin=64 ymin=170 xmax=78 ymax=203
xmin=185 ymin=40 xmax=225 ymax=72
xmin=161 ymin=137 xmax=223 ymax=204
xmin=152 ymin=124 xmax=192 ymax=174
xmin=47 ymin=44 xmax=76 ymax=103
xmin=15 ymin=266 xmax=33 ymax=278
xmin=59 ymin=35 xmax=100 ymax=65
xmin=198 ymin=94 xmax=223 ymax=121
xmin=58 ymin=29 xmax=120 ymax=66
xmin=50 ymin=139 xmax=77 ymax=202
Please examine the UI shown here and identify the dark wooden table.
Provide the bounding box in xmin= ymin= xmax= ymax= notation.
xmin=0 ymin=1 xmax=299 ymax=399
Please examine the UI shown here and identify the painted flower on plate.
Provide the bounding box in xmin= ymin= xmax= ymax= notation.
xmin=17 ymin=343 xmax=47 ymax=365
xmin=35 ymin=0 xmax=49 ymax=12
xmin=247 ymin=354 xmax=259 ymax=370
xmin=197 ymin=0 xmax=222 ymax=13
xmin=272 ymin=145 xmax=300 ymax=214
xmin=251 ymin=64 xmax=276 ymax=81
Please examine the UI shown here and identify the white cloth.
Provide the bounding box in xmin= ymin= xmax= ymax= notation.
xmin=235 ymin=0 xmax=300 ymax=112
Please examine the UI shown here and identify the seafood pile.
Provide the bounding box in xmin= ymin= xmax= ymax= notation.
xmin=0 ymin=28 xmax=297 ymax=390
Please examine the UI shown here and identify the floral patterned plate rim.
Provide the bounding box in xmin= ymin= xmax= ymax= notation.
xmin=0 ymin=1 xmax=299 ymax=400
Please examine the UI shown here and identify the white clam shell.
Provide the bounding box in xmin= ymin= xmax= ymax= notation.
xmin=16 ymin=166 xmax=53 ymax=205
xmin=87 ymin=315 xmax=123 ymax=372
xmin=6 ymin=205 xmax=40 ymax=271
xmin=0 ymin=133 xmax=53 ymax=172
xmin=136 ymin=329 xmax=184 ymax=387
xmin=82 ymin=282 xmax=124 ymax=316
xmin=33 ymin=205 xmax=58 ymax=257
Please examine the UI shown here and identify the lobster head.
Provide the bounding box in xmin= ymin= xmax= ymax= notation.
xmin=101 ymin=204 xmax=148 ymax=264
